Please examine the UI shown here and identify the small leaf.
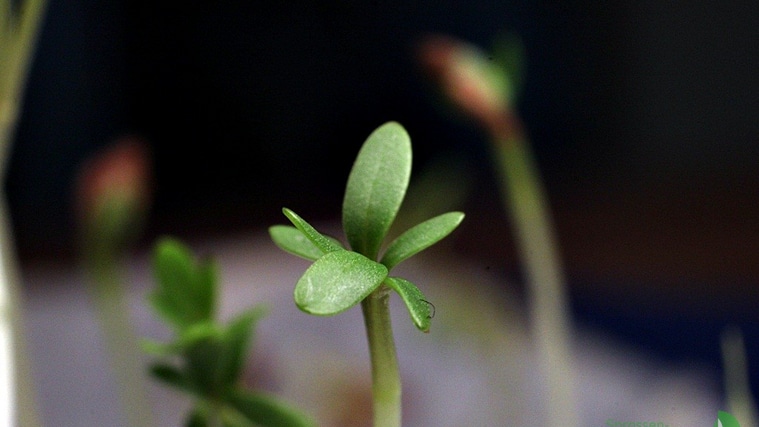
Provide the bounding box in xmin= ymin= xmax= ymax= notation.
xmin=282 ymin=208 xmax=342 ymax=254
xmin=185 ymin=408 xmax=208 ymax=427
xmin=384 ymin=276 xmax=432 ymax=332
xmin=269 ymin=225 xmax=343 ymax=261
xmin=216 ymin=307 xmax=268 ymax=390
xmin=381 ymin=211 xmax=464 ymax=269
xmin=342 ymin=122 xmax=412 ymax=259
xmin=226 ymin=389 xmax=317 ymax=427
xmin=716 ymin=410 xmax=741 ymax=427
xmin=294 ymin=250 xmax=387 ymax=315
xmin=183 ymin=328 xmax=228 ymax=396
xmin=150 ymin=363 xmax=199 ymax=396
xmin=151 ymin=238 xmax=217 ymax=330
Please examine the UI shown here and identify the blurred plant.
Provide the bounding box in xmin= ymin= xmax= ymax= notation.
xmin=145 ymin=238 xmax=315 ymax=427
xmin=0 ymin=0 xmax=47 ymax=424
xmin=418 ymin=34 xmax=578 ymax=427
xmin=721 ymin=326 xmax=758 ymax=427
xmin=269 ymin=121 xmax=464 ymax=427
xmin=74 ymin=136 xmax=155 ymax=427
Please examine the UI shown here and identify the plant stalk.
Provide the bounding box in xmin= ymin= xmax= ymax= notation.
xmin=492 ymin=133 xmax=577 ymax=427
xmin=721 ymin=326 xmax=758 ymax=427
xmin=361 ymin=285 xmax=401 ymax=427
xmin=0 ymin=0 xmax=48 ymax=425
xmin=85 ymin=249 xmax=155 ymax=427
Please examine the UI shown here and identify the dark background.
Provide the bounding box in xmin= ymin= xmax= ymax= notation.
xmin=7 ymin=0 xmax=759 ymax=403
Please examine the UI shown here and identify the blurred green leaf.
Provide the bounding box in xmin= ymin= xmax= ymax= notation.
xmin=384 ymin=277 xmax=432 ymax=332
xmin=282 ymin=208 xmax=343 ymax=254
xmin=215 ymin=307 xmax=267 ymax=391
xmin=269 ymin=225 xmax=343 ymax=261
xmin=294 ymin=250 xmax=387 ymax=315
xmin=151 ymin=238 xmax=217 ymax=330
xmin=381 ymin=211 xmax=465 ymax=269
xmin=150 ymin=363 xmax=198 ymax=396
xmin=226 ymin=389 xmax=317 ymax=427
xmin=181 ymin=308 xmax=266 ymax=397
xmin=184 ymin=331 xmax=227 ymax=396
xmin=342 ymin=121 xmax=411 ymax=259
xmin=186 ymin=408 xmax=208 ymax=427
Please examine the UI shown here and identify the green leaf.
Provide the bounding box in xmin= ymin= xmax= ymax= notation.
xmin=294 ymin=250 xmax=388 ymax=316
xmin=342 ymin=122 xmax=412 ymax=259
xmin=183 ymin=329 xmax=227 ymax=396
xmin=381 ymin=211 xmax=465 ymax=269
xmin=181 ymin=308 xmax=266 ymax=397
xmin=150 ymin=363 xmax=199 ymax=396
xmin=269 ymin=225 xmax=343 ymax=261
xmin=186 ymin=407 xmax=209 ymax=427
xmin=384 ymin=277 xmax=432 ymax=332
xmin=282 ymin=208 xmax=342 ymax=254
xmin=151 ymin=238 xmax=217 ymax=330
xmin=716 ymin=410 xmax=741 ymax=427
xmin=215 ymin=307 xmax=267 ymax=390
xmin=226 ymin=389 xmax=317 ymax=427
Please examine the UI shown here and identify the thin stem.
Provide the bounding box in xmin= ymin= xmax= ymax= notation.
xmin=721 ymin=326 xmax=758 ymax=427
xmin=0 ymin=1 xmax=48 ymax=425
xmin=361 ymin=285 xmax=401 ymax=427
xmin=492 ymin=134 xmax=577 ymax=427
xmin=85 ymin=248 xmax=155 ymax=427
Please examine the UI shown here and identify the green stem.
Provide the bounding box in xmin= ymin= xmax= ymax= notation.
xmin=86 ymin=249 xmax=155 ymax=427
xmin=492 ymin=135 xmax=577 ymax=427
xmin=361 ymin=285 xmax=401 ymax=427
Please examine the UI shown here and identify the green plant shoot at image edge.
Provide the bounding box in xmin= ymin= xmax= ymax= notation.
xmin=270 ymin=121 xmax=464 ymax=427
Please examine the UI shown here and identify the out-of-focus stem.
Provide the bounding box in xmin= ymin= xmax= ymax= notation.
xmin=721 ymin=326 xmax=758 ymax=427
xmin=361 ymin=285 xmax=402 ymax=427
xmin=0 ymin=0 xmax=48 ymax=425
xmin=491 ymin=127 xmax=577 ymax=427
xmin=84 ymin=246 xmax=155 ymax=427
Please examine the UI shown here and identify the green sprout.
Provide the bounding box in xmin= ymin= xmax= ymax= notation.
xmin=269 ymin=121 xmax=464 ymax=427
xmin=145 ymin=238 xmax=315 ymax=427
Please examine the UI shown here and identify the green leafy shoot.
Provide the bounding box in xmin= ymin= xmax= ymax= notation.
xmin=270 ymin=121 xmax=464 ymax=332
xmin=270 ymin=121 xmax=464 ymax=427
xmin=146 ymin=238 xmax=315 ymax=427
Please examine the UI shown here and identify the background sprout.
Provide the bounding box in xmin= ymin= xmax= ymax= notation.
xmin=145 ymin=237 xmax=316 ymax=427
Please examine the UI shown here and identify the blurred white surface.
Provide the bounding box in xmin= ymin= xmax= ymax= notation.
xmin=20 ymin=229 xmax=721 ymax=426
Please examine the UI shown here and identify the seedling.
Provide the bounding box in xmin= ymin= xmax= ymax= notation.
xmin=145 ymin=238 xmax=315 ymax=427
xmin=270 ymin=121 xmax=464 ymax=427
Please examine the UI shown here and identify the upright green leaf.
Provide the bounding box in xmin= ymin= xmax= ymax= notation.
xmin=151 ymin=238 xmax=217 ymax=330
xmin=380 ymin=211 xmax=465 ymax=269
xmin=294 ymin=250 xmax=388 ymax=316
xmin=384 ymin=277 xmax=432 ymax=332
xmin=342 ymin=122 xmax=412 ymax=259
